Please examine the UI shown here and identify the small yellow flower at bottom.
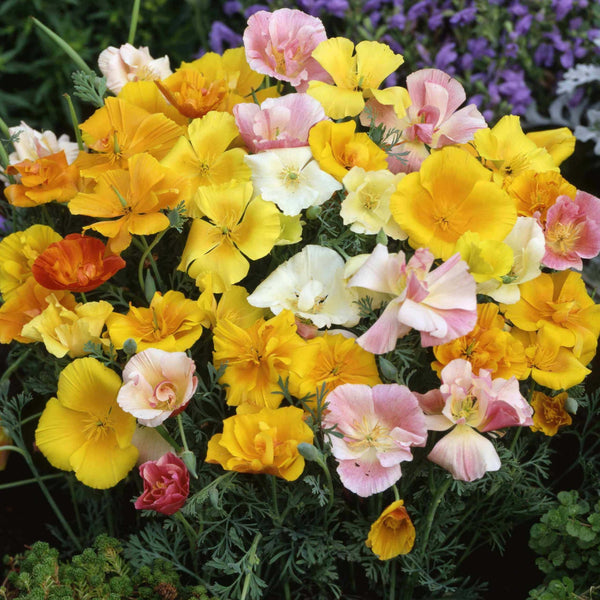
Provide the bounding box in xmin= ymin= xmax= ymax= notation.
xmin=366 ymin=500 xmax=416 ymax=560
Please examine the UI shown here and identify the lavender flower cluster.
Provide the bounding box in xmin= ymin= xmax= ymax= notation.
xmin=203 ymin=0 xmax=599 ymax=123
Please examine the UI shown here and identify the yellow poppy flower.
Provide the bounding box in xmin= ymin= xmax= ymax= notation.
xmin=530 ymin=391 xmax=572 ymax=436
xmin=511 ymin=328 xmax=590 ymax=390
xmin=178 ymin=182 xmax=281 ymax=293
xmin=432 ymin=303 xmax=528 ymax=380
xmin=0 ymin=224 xmax=61 ymax=300
xmin=526 ymin=127 xmax=576 ymax=167
xmin=20 ymin=296 xmax=113 ymax=358
xmin=205 ymin=406 xmax=314 ymax=481
xmin=75 ymin=96 xmax=184 ymax=178
xmin=212 ymin=310 xmax=319 ymax=409
xmin=35 ymin=357 xmax=138 ymax=489
xmin=454 ymin=231 xmax=513 ymax=284
xmin=69 ymin=153 xmax=189 ymax=254
xmin=390 ymin=146 xmax=517 ymax=260
xmin=472 ymin=115 xmax=558 ymax=184
xmin=307 ymin=38 xmax=407 ymax=119
xmin=289 ymin=333 xmax=381 ymax=407
xmin=365 ymin=500 xmax=415 ymax=560
xmin=308 ymin=120 xmax=388 ymax=182
xmin=505 ymin=170 xmax=576 ymax=225
xmin=501 ymin=271 xmax=600 ymax=364
xmin=161 ymin=111 xmax=251 ymax=212
xmin=106 ymin=290 xmax=208 ymax=352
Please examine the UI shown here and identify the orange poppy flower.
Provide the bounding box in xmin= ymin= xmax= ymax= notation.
xmin=32 ymin=234 xmax=125 ymax=292
xmin=4 ymin=151 xmax=80 ymax=207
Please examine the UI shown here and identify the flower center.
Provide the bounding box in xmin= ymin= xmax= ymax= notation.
xmin=545 ymin=222 xmax=583 ymax=256
xmin=151 ymin=380 xmax=178 ymax=409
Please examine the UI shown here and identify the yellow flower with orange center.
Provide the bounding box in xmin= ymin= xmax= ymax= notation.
xmin=505 ymin=170 xmax=576 ymax=225
xmin=118 ymin=81 xmax=189 ymax=127
xmin=178 ymin=182 xmax=281 ymax=293
xmin=530 ymin=391 xmax=572 ymax=436
xmin=308 ymin=119 xmax=388 ymax=182
xmin=69 ymin=153 xmax=189 ymax=254
xmin=212 ymin=310 xmax=319 ymax=409
xmin=75 ymin=96 xmax=184 ymax=178
xmin=365 ymin=500 xmax=415 ymax=560
xmin=289 ymin=333 xmax=381 ymax=407
xmin=432 ymin=303 xmax=528 ymax=380
xmin=390 ymin=146 xmax=517 ymax=260
xmin=205 ymin=406 xmax=314 ymax=481
xmin=106 ymin=290 xmax=208 ymax=352
xmin=501 ymin=270 xmax=600 ymax=364
xmin=5 ymin=151 xmax=80 ymax=207
xmin=35 ymin=357 xmax=138 ymax=489
xmin=0 ymin=224 xmax=62 ymax=300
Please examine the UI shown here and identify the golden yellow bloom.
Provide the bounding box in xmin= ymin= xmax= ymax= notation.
xmin=390 ymin=146 xmax=517 ymax=260
xmin=20 ymin=296 xmax=113 ymax=358
xmin=526 ymin=127 xmax=576 ymax=167
xmin=107 ymin=290 xmax=208 ymax=352
xmin=0 ymin=224 xmax=62 ymax=300
xmin=205 ymin=406 xmax=313 ymax=481
xmin=432 ymin=303 xmax=528 ymax=380
xmin=511 ymin=328 xmax=590 ymax=390
xmin=75 ymin=96 xmax=184 ymax=178
xmin=178 ymin=182 xmax=281 ymax=293
xmin=309 ymin=120 xmax=388 ymax=182
xmin=0 ymin=279 xmax=75 ymax=344
xmin=161 ymin=112 xmax=251 ymax=211
xmin=505 ymin=170 xmax=576 ymax=225
xmin=366 ymin=500 xmax=415 ymax=560
xmin=307 ymin=38 xmax=407 ymax=119
xmin=213 ymin=310 xmax=319 ymax=409
xmin=472 ymin=115 xmax=558 ymax=184
xmin=502 ymin=271 xmax=600 ymax=364
xmin=454 ymin=231 xmax=513 ymax=284
xmin=289 ymin=333 xmax=381 ymax=406
xmin=69 ymin=153 xmax=189 ymax=254
xmin=35 ymin=357 xmax=138 ymax=489
xmin=530 ymin=391 xmax=572 ymax=436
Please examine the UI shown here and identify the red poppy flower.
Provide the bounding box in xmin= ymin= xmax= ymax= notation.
xmin=32 ymin=234 xmax=125 ymax=292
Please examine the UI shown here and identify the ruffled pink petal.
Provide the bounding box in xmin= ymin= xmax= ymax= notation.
xmin=407 ymin=69 xmax=466 ymax=116
xmin=356 ymin=300 xmax=411 ymax=354
xmin=337 ymin=458 xmax=401 ymax=497
xmin=428 ymin=424 xmax=501 ymax=482
xmin=348 ymin=244 xmax=406 ymax=296
xmin=435 ymin=104 xmax=487 ymax=147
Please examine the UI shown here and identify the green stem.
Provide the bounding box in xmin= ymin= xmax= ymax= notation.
xmin=509 ymin=426 xmax=522 ymax=454
xmin=270 ymin=475 xmax=280 ymax=523
xmin=389 ymin=562 xmax=397 ymax=600
xmin=19 ymin=411 xmax=43 ymax=426
xmin=0 ymin=445 xmax=34 ymax=459
xmin=0 ymin=349 xmax=32 ymax=386
xmin=68 ymin=476 xmax=84 ymax=537
xmin=63 ymin=94 xmax=84 ymax=151
xmin=128 ymin=0 xmax=142 ymax=45
xmin=30 ymin=18 xmax=93 ymax=74
xmin=392 ymin=484 xmax=400 ymax=502
xmin=0 ymin=473 xmax=64 ymax=490
xmin=155 ymin=424 xmax=182 ymax=453
xmin=419 ymin=477 xmax=452 ymax=554
xmin=79 ymin=291 xmax=88 ymax=304
xmin=240 ymin=532 xmax=262 ymax=600
xmin=284 ymin=581 xmax=291 ymax=600
xmin=137 ymin=232 xmax=166 ymax=294
xmin=174 ymin=510 xmax=198 ymax=556
xmin=177 ymin=414 xmax=190 ymax=453
xmin=0 ymin=117 xmax=11 ymax=141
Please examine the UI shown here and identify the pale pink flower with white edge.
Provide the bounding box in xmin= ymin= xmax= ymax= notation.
xmin=348 ymin=245 xmax=477 ymax=354
xmin=233 ymin=93 xmax=327 ymax=153
xmin=361 ymin=69 xmax=486 ymax=174
xmin=542 ymin=191 xmax=600 ymax=271
xmin=243 ymin=8 xmax=331 ymax=92
xmin=247 ymin=244 xmax=361 ymax=328
xmin=416 ymin=359 xmax=533 ymax=482
xmin=117 ymin=348 xmax=198 ymax=427
xmin=244 ymin=147 xmax=342 ymax=216
xmin=323 ymin=383 xmax=427 ymax=497
xmin=98 ymin=44 xmax=172 ymax=95
xmin=8 ymin=121 xmax=79 ymax=165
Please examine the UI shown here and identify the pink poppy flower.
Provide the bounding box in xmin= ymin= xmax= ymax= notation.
xmin=243 ymin=8 xmax=331 ymax=91
xmin=117 ymin=348 xmax=198 ymax=427
xmin=233 ymin=94 xmax=327 ymax=153
xmin=542 ymin=191 xmax=600 ymax=270
xmin=134 ymin=452 xmax=189 ymax=515
xmin=323 ymin=383 xmax=427 ymax=497
xmin=348 ymin=245 xmax=477 ymax=354
xmin=417 ymin=359 xmax=533 ymax=482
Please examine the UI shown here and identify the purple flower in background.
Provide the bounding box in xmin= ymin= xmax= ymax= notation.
xmin=209 ymin=22 xmax=243 ymax=54
xmin=297 ymin=0 xmax=349 ymax=17
xmin=552 ymin=0 xmax=574 ymax=20
xmin=514 ymin=14 xmax=532 ymax=35
xmin=505 ymin=42 xmax=519 ymax=59
xmin=434 ymin=42 xmax=457 ymax=73
xmin=364 ymin=0 xmax=385 ymax=10
xmin=389 ymin=13 xmax=406 ymax=29
xmin=534 ymin=43 xmax=555 ymax=67
xmin=449 ymin=6 xmax=477 ymax=26
xmin=428 ymin=11 xmax=445 ymax=30
xmin=223 ymin=0 xmax=243 ymax=16
xmin=498 ymin=68 xmax=532 ymax=114
xmin=407 ymin=1 xmax=430 ymax=21
xmin=244 ymin=4 xmax=269 ymax=18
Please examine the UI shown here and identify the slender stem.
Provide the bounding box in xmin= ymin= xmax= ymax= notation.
xmin=68 ymin=476 xmax=83 ymax=537
xmin=284 ymin=581 xmax=291 ymax=600
xmin=389 ymin=562 xmax=397 ymax=600
xmin=174 ymin=510 xmax=198 ymax=558
xmin=509 ymin=426 xmax=522 ymax=453
xmin=79 ymin=291 xmax=88 ymax=304
xmin=137 ymin=232 xmax=166 ymax=294
xmin=240 ymin=532 xmax=262 ymax=600
xmin=0 ymin=473 xmax=63 ymax=490
xmin=155 ymin=424 xmax=182 ymax=453
xmin=20 ymin=411 xmax=43 ymax=426
xmin=0 ymin=445 xmax=29 ymax=458
xmin=62 ymin=94 xmax=84 ymax=151
xmin=105 ymin=490 xmax=115 ymax=536
xmin=0 ymin=349 xmax=32 ymax=386
xmin=270 ymin=475 xmax=280 ymax=522
xmin=30 ymin=18 xmax=93 ymax=74
xmin=177 ymin=414 xmax=190 ymax=453
xmin=419 ymin=477 xmax=452 ymax=554
xmin=128 ymin=0 xmax=142 ymax=45
xmin=392 ymin=484 xmax=400 ymax=502
xmin=0 ymin=117 xmax=10 ymax=141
